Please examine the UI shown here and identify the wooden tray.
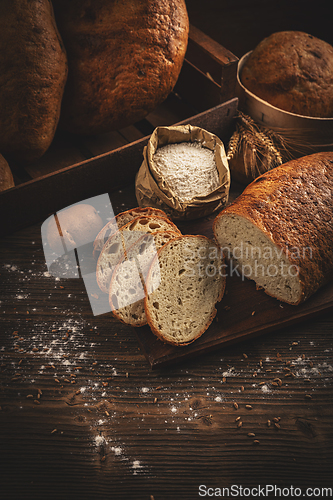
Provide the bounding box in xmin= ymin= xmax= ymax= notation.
xmin=0 ymin=25 xmax=238 ymax=237
xmin=134 ymin=214 xmax=333 ymax=368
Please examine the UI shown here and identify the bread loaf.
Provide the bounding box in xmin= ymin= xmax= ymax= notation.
xmin=213 ymin=152 xmax=333 ymax=305
xmin=52 ymin=0 xmax=189 ymax=135
xmin=241 ymin=31 xmax=333 ymax=118
xmin=0 ymin=0 xmax=67 ymax=161
xmin=144 ymin=235 xmax=225 ymax=345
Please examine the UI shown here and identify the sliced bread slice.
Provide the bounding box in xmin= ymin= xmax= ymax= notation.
xmin=96 ymin=215 xmax=181 ymax=294
xmin=93 ymin=207 xmax=167 ymax=259
xmin=109 ymin=257 xmax=147 ymax=326
xmin=96 ymin=230 xmax=125 ymax=293
xmin=109 ymin=230 xmax=180 ymax=326
xmin=144 ymin=235 xmax=225 ymax=345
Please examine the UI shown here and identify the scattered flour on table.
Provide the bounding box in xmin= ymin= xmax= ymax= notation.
xmin=111 ymin=446 xmax=123 ymax=456
xmin=94 ymin=435 xmax=106 ymax=447
xmin=132 ymin=460 xmax=144 ymax=475
xmin=92 ymin=434 xmax=146 ymax=475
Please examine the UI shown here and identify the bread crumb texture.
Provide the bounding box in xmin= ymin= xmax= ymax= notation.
xmin=214 ymin=152 xmax=333 ymax=305
xmin=145 ymin=235 xmax=225 ymax=345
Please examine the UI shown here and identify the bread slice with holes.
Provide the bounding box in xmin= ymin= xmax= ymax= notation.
xmin=96 ymin=215 xmax=181 ymax=294
xmin=96 ymin=230 xmax=125 ymax=293
xmin=144 ymin=235 xmax=225 ymax=345
xmin=121 ymin=214 xmax=180 ymax=236
xmin=93 ymin=207 xmax=168 ymax=259
xmin=109 ymin=230 xmax=180 ymax=326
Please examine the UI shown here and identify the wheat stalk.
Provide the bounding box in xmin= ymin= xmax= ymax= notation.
xmin=229 ymin=112 xmax=286 ymax=178
xmin=227 ymin=130 xmax=240 ymax=160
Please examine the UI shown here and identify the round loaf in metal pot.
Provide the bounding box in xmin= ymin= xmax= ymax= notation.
xmin=240 ymin=31 xmax=333 ymax=118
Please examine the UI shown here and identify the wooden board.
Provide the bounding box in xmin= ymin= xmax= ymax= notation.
xmin=135 ymin=215 xmax=333 ymax=369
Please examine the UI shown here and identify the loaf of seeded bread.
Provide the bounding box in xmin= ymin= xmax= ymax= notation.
xmin=93 ymin=207 xmax=168 ymax=259
xmin=0 ymin=0 xmax=67 ymax=161
xmin=109 ymin=230 xmax=180 ymax=326
xmin=144 ymin=235 xmax=225 ymax=345
xmin=241 ymin=31 xmax=333 ymax=118
xmin=96 ymin=215 xmax=181 ymax=293
xmin=52 ymin=0 xmax=189 ymax=134
xmin=213 ymin=152 xmax=333 ymax=305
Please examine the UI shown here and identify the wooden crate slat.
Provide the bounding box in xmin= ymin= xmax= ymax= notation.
xmin=186 ymin=25 xmax=239 ymax=102
xmin=144 ymin=92 xmax=197 ymax=128
xmin=22 ymin=130 xmax=87 ymax=179
xmin=78 ymin=130 xmax=129 ymax=158
xmin=174 ymin=59 xmax=223 ymax=112
xmin=118 ymin=125 xmax=146 ymax=144
xmin=188 ymin=25 xmax=238 ymax=71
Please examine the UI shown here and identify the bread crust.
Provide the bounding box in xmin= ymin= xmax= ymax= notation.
xmin=0 ymin=154 xmax=14 ymax=192
xmin=144 ymin=235 xmax=225 ymax=346
xmin=213 ymin=152 xmax=333 ymax=304
xmin=93 ymin=207 xmax=168 ymax=259
xmin=0 ymin=0 xmax=68 ymax=161
xmin=53 ymin=0 xmax=189 ymax=134
xmin=96 ymin=215 xmax=181 ymax=293
xmin=241 ymin=31 xmax=333 ymax=118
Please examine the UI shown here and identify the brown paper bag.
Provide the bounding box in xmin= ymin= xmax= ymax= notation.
xmin=135 ymin=125 xmax=230 ymax=220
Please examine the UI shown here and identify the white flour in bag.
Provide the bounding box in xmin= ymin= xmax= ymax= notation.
xmin=153 ymin=142 xmax=219 ymax=203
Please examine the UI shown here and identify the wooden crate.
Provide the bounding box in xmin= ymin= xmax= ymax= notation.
xmin=0 ymin=25 xmax=238 ymax=237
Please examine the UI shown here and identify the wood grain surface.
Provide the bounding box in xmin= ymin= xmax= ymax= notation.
xmin=1 ymin=183 xmax=332 ymax=500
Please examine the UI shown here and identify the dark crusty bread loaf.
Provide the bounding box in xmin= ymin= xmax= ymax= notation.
xmin=0 ymin=0 xmax=67 ymax=161
xmin=241 ymin=31 xmax=333 ymax=118
xmin=52 ymin=0 xmax=189 ymax=135
xmin=213 ymin=152 xmax=333 ymax=305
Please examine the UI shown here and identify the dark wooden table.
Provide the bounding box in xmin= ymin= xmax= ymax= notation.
xmin=1 ymin=3 xmax=332 ymax=499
